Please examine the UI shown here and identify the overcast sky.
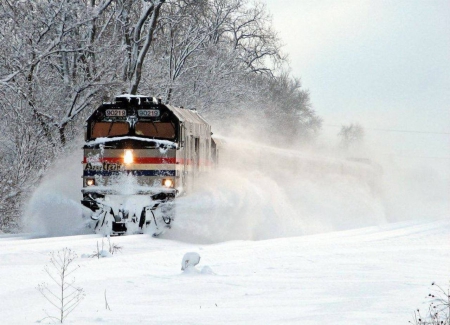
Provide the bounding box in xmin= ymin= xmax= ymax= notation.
xmin=262 ymin=0 xmax=450 ymax=172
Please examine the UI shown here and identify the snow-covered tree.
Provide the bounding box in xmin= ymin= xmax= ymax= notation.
xmin=0 ymin=0 xmax=321 ymax=231
xmin=338 ymin=123 xmax=365 ymax=151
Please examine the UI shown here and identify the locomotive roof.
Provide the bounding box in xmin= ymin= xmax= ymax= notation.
xmin=100 ymin=95 xmax=209 ymax=126
xmin=167 ymin=105 xmax=210 ymax=126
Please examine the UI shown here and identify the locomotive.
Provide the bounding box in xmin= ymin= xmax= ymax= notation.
xmin=81 ymin=95 xmax=215 ymax=235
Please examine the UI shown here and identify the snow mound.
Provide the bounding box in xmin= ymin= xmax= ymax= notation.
xmin=200 ymin=265 xmax=215 ymax=275
xmin=99 ymin=250 xmax=112 ymax=258
xmin=181 ymin=252 xmax=201 ymax=270
xmin=181 ymin=252 xmax=215 ymax=275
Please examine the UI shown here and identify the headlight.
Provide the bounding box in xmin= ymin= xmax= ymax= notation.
xmin=124 ymin=149 xmax=133 ymax=164
xmin=86 ymin=178 xmax=95 ymax=186
xmin=162 ymin=178 xmax=174 ymax=188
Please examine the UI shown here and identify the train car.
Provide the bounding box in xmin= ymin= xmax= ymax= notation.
xmin=212 ymin=136 xmax=382 ymax=193
xmin=81 ymin=95 xmax=213 ymax=235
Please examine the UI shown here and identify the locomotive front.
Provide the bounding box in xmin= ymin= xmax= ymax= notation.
xmin=82 ymin=95 xmax=181 ymax=235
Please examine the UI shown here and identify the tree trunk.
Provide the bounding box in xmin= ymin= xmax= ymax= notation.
xmin=129 ymin=1 xmax=165 ymax=95
xmin=59 ymin=124 xmax=67 ymax=147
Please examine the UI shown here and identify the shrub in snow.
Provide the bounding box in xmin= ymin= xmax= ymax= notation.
xmin=90 ymin=238 xmax=122 ymax=259
xmin=37 ymin=248 xmax=85 ymax=323
xmin=410 ymin=282 xmax=449 ymax=325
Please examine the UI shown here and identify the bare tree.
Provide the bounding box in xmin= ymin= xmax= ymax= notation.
xmin=143 ymin=0 xmax=284 ymax=106
xmin=0 ymin=96 xmax=50 ymax=231
xmin=0 ymin=0 xmax=120 ymax=146
xmin=157 ymin=0 xmax=215 ymax=102
xmin=339 ymin=123 xmax=365 ymax=150
xmin=116 ymin=0 xmax=166 ymax=94
xmin=254 ymin=72 xmax=321 ymax=144
xmin=226 ymin=1 xmax=283 ymax=74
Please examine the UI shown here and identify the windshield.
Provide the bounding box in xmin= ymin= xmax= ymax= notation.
xmin=91 ymin=122 xmax=129 ymax=138
xmin=135 ymin=122 xmax=176 ymax=139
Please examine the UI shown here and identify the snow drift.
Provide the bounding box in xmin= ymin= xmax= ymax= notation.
xmin=22 ymin=130 xmax=448 ymax=241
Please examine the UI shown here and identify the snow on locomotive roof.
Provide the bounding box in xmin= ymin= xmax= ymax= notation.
xmin=85 ymin=136 xmax=177 ymax=147
xmin=114 ymin=94 xmax=159 ymax=105
xmin=116 ymin=94 xmax=149 ymax=98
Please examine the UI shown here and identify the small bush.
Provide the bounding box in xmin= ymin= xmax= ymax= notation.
xmin=90 ymin=238 xmax=122 ymax=259
xmin=37 ymin=248 xmax=85 ymax=323
xmin=410 ymin=282 xmax=450 ymax=325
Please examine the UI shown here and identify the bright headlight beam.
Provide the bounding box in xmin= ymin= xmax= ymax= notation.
xmin=124 ymin=149 xmax=134 ymax=164
xmin=163 ymin=179 xmax=173 ymax=187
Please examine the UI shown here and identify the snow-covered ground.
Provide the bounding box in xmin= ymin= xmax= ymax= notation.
xmin=2 ymin=138 xmax=448 ymax=324
xmin=0 ymin=218 xmax=449 ymax=324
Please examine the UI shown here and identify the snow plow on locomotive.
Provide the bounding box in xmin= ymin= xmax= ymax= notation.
xmin=81 ymin=95 xmax=215 ymax=236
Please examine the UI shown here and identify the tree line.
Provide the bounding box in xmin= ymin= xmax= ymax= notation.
xmin=0 ymin=0 xmax=321 ymax=232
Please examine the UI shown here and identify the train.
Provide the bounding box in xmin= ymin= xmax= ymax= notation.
xmin=81 ymin=95 xmax=382 ymax=237
xmin=81 ymin=95 xmax=216 ymax=235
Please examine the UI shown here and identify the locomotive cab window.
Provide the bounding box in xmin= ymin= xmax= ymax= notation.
xmin=135 ymin=122 xmax=176 ymax=139
xmin=91 ymin=122 xmax=129 ymax=138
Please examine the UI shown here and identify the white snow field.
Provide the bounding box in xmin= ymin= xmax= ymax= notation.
xmin=0 ymin=219 xmax=449 ymax=324
xmin=3 ymin=139 xmax=449 ymax=324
